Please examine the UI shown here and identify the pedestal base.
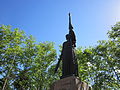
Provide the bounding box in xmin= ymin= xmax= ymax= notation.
xmin=50 ymin=76 xmax=91 ymax=90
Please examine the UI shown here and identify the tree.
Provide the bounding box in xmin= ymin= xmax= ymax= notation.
xmin=0 ymin=25 xmax=57 ymax=90
xmin=75 ymin=22 xmax=120 ymax=89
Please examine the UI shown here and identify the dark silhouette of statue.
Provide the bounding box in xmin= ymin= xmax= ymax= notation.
xmin=55 ymin=13 xmax=78 ymax=79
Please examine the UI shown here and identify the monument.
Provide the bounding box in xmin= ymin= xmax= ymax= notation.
xmin=51 ymin=13 xmax=91 ymax=90
xmin=55 ymin=13 xmax=78 ymax=79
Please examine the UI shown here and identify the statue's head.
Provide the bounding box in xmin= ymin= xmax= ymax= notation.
xmin=66 ymin=34 xmax=70 ymax=41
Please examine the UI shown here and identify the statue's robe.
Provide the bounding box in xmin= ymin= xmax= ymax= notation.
xmin=61 ymin=40 xmax=78 ymax=78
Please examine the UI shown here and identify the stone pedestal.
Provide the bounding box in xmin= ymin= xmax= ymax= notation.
xmin=50 ymin=76 xmax=91 ymax=90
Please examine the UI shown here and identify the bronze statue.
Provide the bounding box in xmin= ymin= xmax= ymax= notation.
xmin=55 ymin=13 xmax=78 ymax=79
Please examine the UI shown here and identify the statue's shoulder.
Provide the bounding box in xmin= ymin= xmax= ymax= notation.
xmin=63 ymin=41 xmax=69 ymax=45
xmin=62 ymin=41 xmax=66 ymax=44
xmin=63 ymin=41 xmax=71 ymax=48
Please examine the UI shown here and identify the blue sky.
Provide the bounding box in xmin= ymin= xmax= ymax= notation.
xmin=0 ymin=0 xmax=120 ymax=50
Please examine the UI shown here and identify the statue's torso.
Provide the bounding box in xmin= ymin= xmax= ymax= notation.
xmin=62 ymin=41 xmax=75 ymax=77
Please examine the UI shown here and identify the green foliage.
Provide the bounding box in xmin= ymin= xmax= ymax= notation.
xmin=0 ymin=25 xmax=57 ymax=90
xmin=0 ymin=22 xmax=120 ymax=90
xmin=75 ymin=22 xmax=120 ymax=89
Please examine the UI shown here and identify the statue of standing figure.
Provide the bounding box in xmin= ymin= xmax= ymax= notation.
xmin=55 ymin=13 xmax=78 ymax=79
